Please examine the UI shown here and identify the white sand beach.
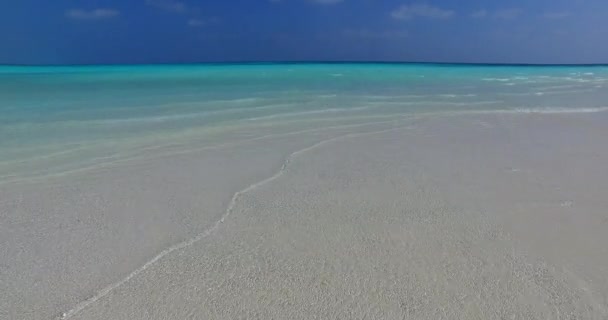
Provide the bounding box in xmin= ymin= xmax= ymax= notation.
xmin=2 ymin=112 xmax=608 ymax=319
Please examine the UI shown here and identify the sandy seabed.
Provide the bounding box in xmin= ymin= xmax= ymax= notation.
xmin=2 ymin=112 xmax=608 ymax=320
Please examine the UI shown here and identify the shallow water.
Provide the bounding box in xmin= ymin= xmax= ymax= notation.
xmin=2 ymin=63 xmax=608 ymax=181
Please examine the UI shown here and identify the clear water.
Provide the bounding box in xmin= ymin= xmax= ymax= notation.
xmin=2 ymin=63 xmax=608 ymax=182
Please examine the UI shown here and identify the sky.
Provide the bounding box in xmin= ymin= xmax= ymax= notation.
xmin=1 ymin=0 xmax=607 ymax=65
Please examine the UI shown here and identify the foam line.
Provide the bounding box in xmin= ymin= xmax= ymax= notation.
xmin=504 ymin=106 xmax=608 ymax=114
xmin=58 ymin=124 xmax=408 ymax=319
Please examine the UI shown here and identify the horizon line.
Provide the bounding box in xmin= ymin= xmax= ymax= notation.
xmin=2 ymin=60 xmax=608 ymax=67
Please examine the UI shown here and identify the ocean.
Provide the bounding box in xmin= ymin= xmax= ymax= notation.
xmin=2 ymin=63 xmax=608 ymax=182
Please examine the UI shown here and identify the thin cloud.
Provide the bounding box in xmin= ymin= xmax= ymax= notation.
xmin=65 ymin=9 xmax=120 ymax=20
xmin=473 ymin=8 xmax=522 ymax=20
xmin=147 ymin=0 xmax=211 ymax=29
xmin=391 ymin=4 xmax=454 ymax=21
xmin=146 ymin=0 xmax=188 ymax=13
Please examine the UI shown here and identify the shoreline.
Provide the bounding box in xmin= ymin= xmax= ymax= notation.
xmin=3 ymin=108 xmax=608 ymax=187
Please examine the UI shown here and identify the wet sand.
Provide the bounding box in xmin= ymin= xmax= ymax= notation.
xmin=2 ymin=112 xmax=608 ymax=319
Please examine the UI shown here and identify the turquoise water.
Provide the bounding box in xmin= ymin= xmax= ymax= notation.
xmin=2 ymin=63 xmax=608 ymax=181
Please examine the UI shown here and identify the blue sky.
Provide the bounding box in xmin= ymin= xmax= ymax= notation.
xmin=1 ymin=0 xmax=607 ymax=64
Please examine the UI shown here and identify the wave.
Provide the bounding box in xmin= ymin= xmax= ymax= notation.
xmin=482 ymin=78 xmax=511 ymax=82
xmin=438 ymin=94 xmax=478 ymax=98
xmin=407 ymin=106 xmax=608 ymax=120
xmin=499 ymin=88 xmax=596 ymax=97
xmin=369 ymin=100 xmax=503 ymax=106
xmin=97 ymin=103 xmax=298 ymax=125
xmin=244 ymin=106 xmax=371 ymax=121
xmin=473 ymin=106 xmax=608 ymax=115
xmin=508 ymin=106 xmax=608 ymax=114
xmin=0 ymin=103 xmax=302 ymax=130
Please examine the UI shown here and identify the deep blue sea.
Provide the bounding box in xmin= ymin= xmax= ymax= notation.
xmin=2 ymin=63 xmax=608 ymax=181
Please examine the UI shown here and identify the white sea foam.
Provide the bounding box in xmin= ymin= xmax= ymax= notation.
xmin=367 ymin=100 xmax=503 ymax=107
xmin=507 ymin=106 xmax=608 ymax=114
xmin=58 ymin=103 xmax=300 ymax=127
xmin=501 ymin=88 xmax=595 ymax=97
xmin=537 ymin=84 xmax=584 ymax=90
xmin=439 ymin=94 xmax=477 ymax=98
xmin=245 ymin=106 xmax=370 ymax=121
xmin=482 ymin=78 xmax=511 ymax=82
xmin=365 ymin=94 xmax=430 ymax=100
